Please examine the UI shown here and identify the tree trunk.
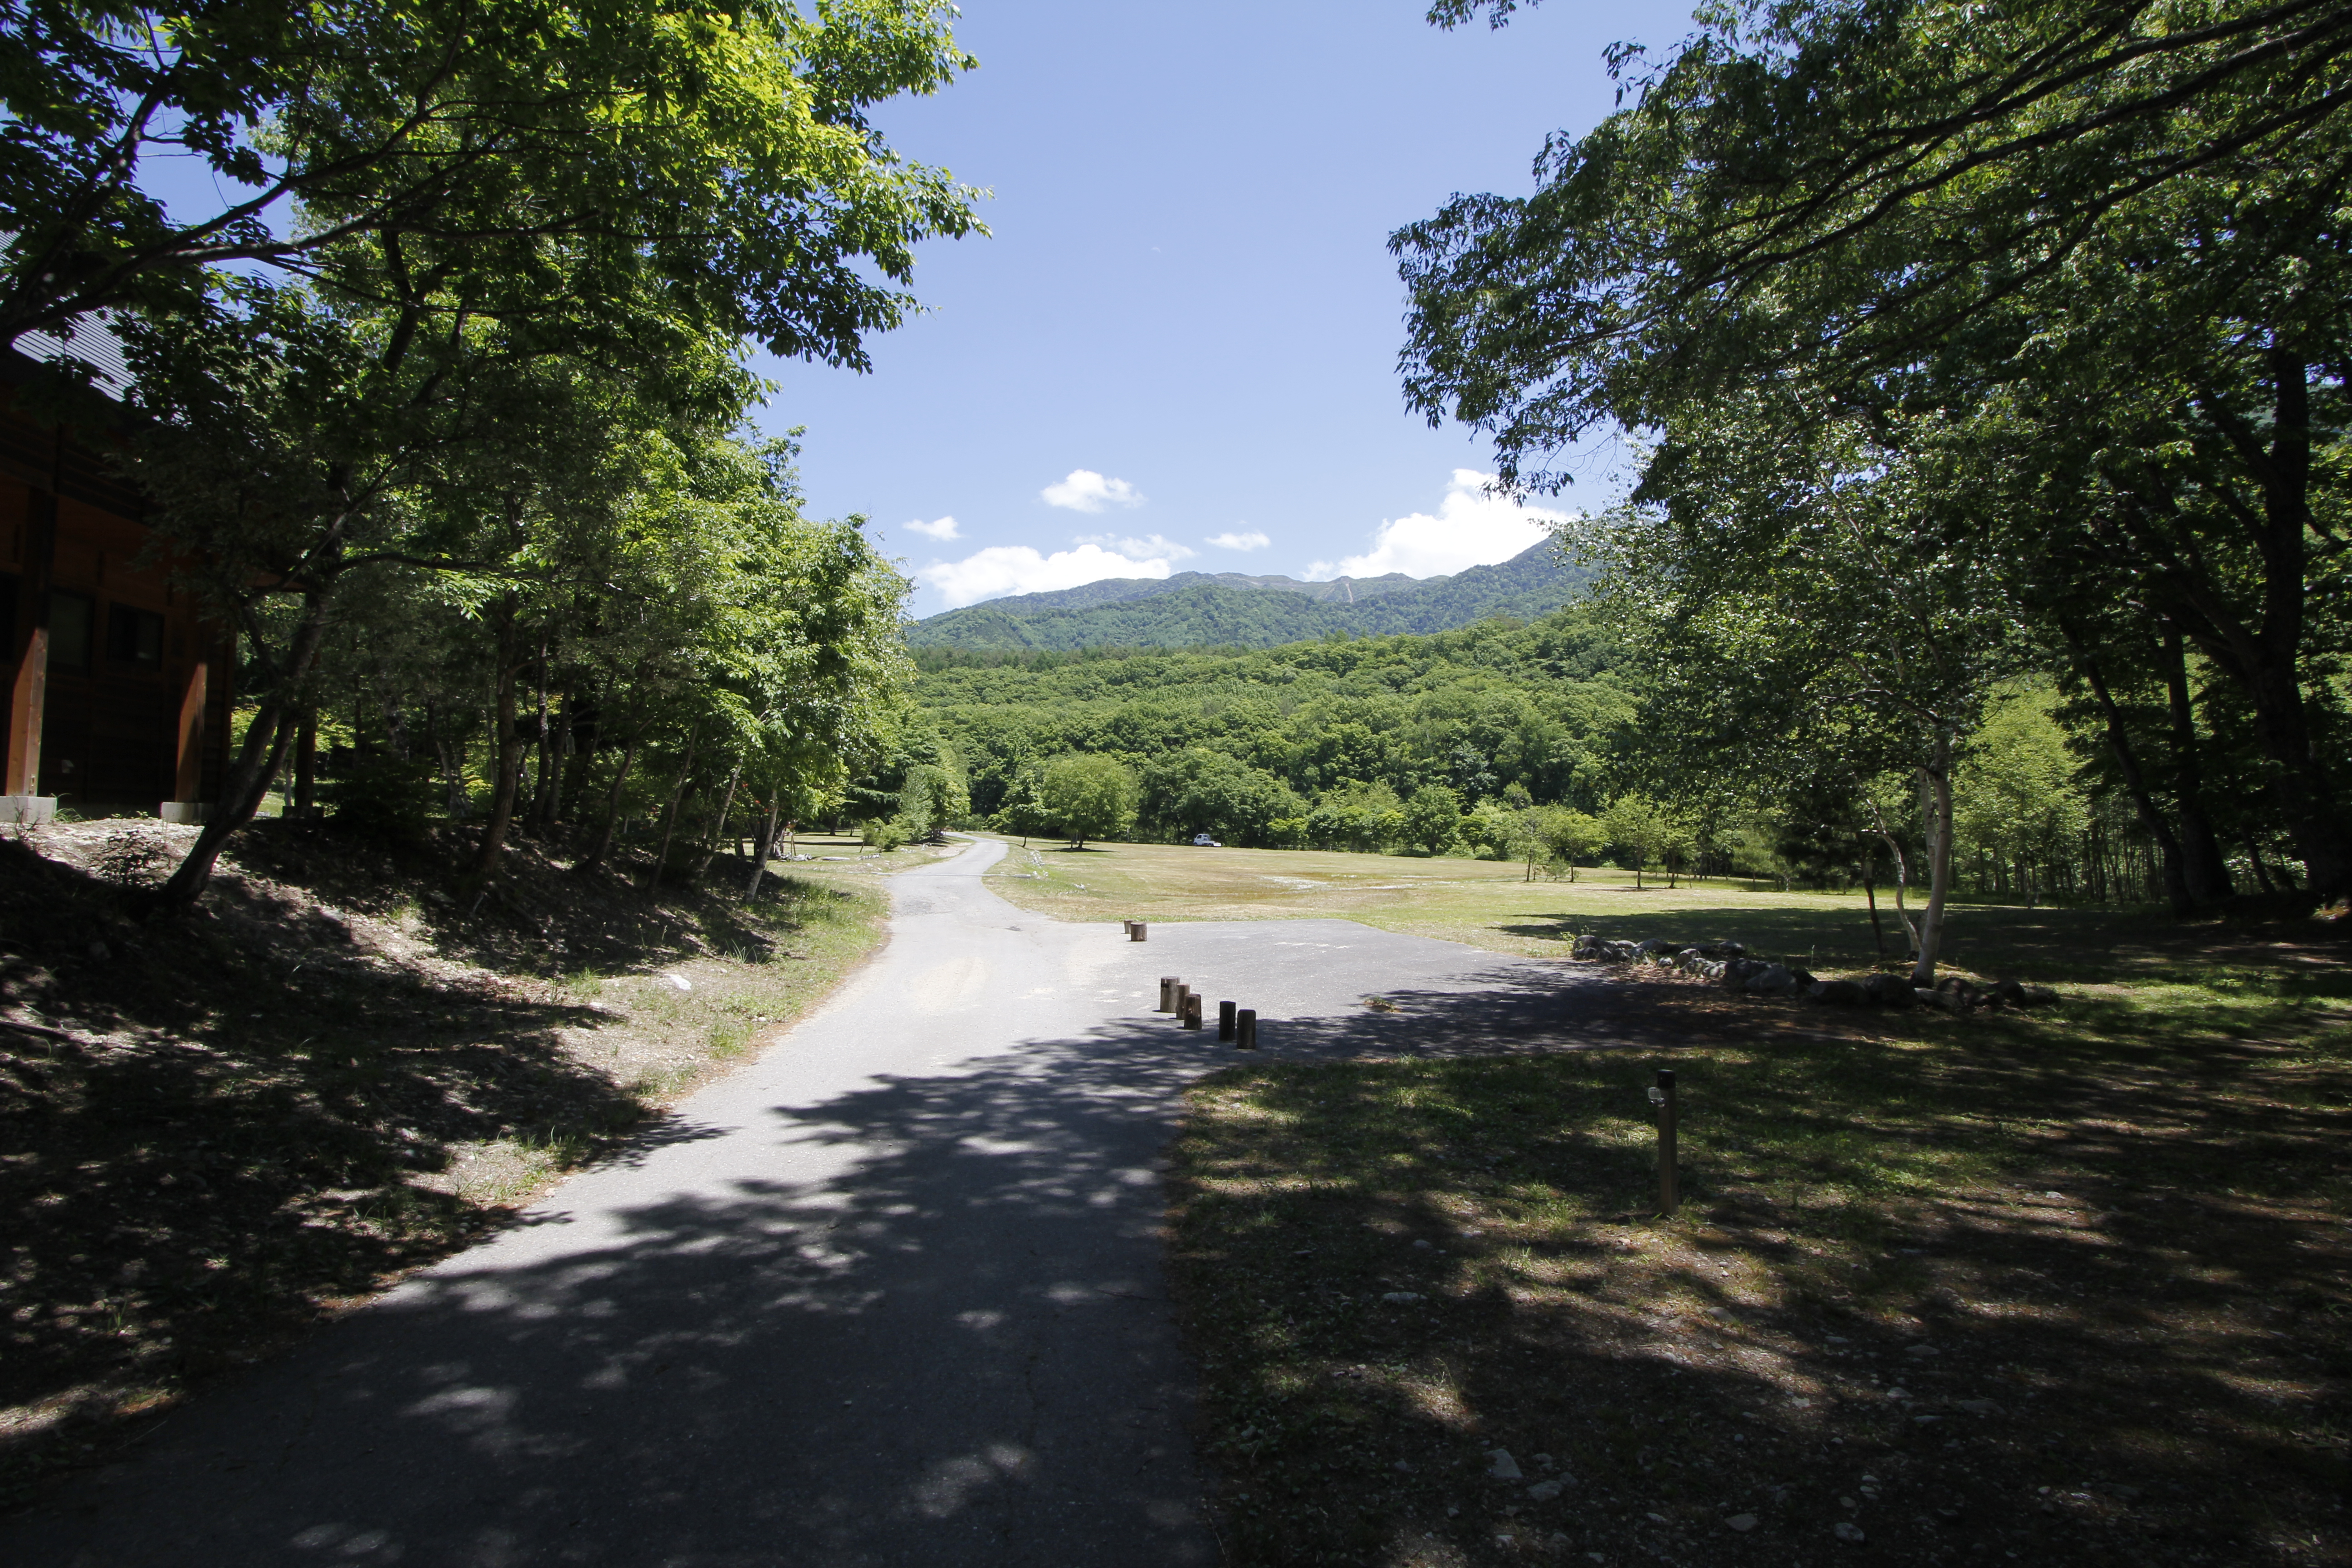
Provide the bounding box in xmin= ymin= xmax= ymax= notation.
xmin=745 ymin=794 xmax=782 ymax=901
xmin=1860 ymin=839 xmax=1886 ymax=958
xmin=468 ymin=597 xmax=527 ymax=879
xmin=576 ymin=736 xmax=639 ymax=876
xmin=1910 ymin=737 xmax=1955 ymax=985
xmin=294 ymin=708 xmax=318 ymax=811
xmin=2165 ymin=352 xmax=2346 ymax=899
xmin=1864 ymin=794 xmax=1921 ymax=960
xmin=692 ymin=763 xmax=744 ymax=887
xmin=642 ymin=730 xmax=700 ymax=893
xmin=155 ymin=585 xmax=334 ymax=915
xmin=2158 ymin=627 xmax=2234 ymax=906
xmin=529 ymin=637 xmax=554 ymax=828
xmin=2072 ymin=641 xmax=2194 ymax=916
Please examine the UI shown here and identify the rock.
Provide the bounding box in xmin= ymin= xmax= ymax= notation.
xmin=1905 ymin=1344 xmax=1939 ymax=1358
xmin=1633 ymin=937 xmax=1676 ymax=960
xmin=1570 ymin=934 xmax=1606 ymax=960
xmin=1526 ymin=1479 xmax=1564 ymax=1502
xmin=1726 ymin=1514 xmax=1759 ymax=1533
xmin=664 ymin=973 xmax=692 ymax=992
xmin=1694 ymin=959 xmax=1727 ymax=980
xmin=1486 ymin=1448 xmax=1524 ymax=1480
xmin=1860 ymin=972 xmax=1917 ymax=1006
xmin=1744 ymin=964 xmax=1798 ymax=997
xmin=1807 ymin=979 xmax=1868 ymax=1006
xmin=2016 ymin=983 xmax=2060 ymax=1007
xmin=1380 ymin=1291 xmax=1423 ymax=1304
xmin=1834 ymin=1521 xmax=1866 ymax=1543
xmin=1788 ymin=966 xmax=1817 ymax=989
xmin=1916 ymin=987 xmax=1955 ymax=1010
xmin=1953 ymin=1399 xmax=1999 ymax=1415
xmin=1720 ymin=956 xmax=1770 ymax=989
xmin=1394 ymin=1459 xmax=1414 ymax=1472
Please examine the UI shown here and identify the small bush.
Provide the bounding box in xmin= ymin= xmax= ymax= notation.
xmin=327 ymin=754 xmax=439 ymax=842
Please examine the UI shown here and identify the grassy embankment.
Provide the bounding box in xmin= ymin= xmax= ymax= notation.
xmin=0 ymin=821 xmax=949 ymax=1506
xmin=991 ymin=837 xmax=2352 ymax=1568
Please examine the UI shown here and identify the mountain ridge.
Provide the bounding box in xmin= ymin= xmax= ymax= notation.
xmin=908 ymin=541 xmax=1588 ymax=652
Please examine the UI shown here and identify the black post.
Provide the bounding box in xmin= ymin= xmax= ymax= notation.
xmin=1218 ymin=1000 xmax=1236 ymax=1041
xmin=1181 ymin=993 xmax=1202 ymax=1029
xmin=1655 ymin=1068 xmax=1679 ymax=1214
xmin=1236 ymin=1009 xmax=1257 ymax=1050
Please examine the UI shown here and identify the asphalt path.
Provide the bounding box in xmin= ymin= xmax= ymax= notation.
xmin=5 ymin=837 xmax=1622 ymax=1567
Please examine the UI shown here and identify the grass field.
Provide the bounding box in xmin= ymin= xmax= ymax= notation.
xmin=989 ymin=837 xmax=2352 ymax=1566
xmin=981 ymin=836 xmax=2267 ymax=987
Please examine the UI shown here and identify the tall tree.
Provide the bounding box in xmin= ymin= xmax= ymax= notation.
xmin=1395 ymin=0 xmax=2352 ymax=897
xmin=0 ymin=0 xmax=982 ymax=363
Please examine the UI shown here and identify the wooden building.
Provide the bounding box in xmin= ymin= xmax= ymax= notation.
xmin=1 ymin=323 xmax=230 ymax=823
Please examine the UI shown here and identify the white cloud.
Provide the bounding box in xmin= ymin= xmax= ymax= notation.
xmin=1307 ymin=470 xmax=1568 ymax=580
xmin=920 ymin=540 xmax=1186 ymax=610
xmin=1081 ymin=531 xmax=1195 ymax=563
xmin=902 ymin=515 xmax=961 ymax=541
xmin=1207 ymin=529 xmax=1271 ymax=552
xmin=1041 ymin=468 xmax=1145 ymax=513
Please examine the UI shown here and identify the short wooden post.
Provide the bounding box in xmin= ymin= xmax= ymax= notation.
xmin=1158 ymin=976 xmax=1179 ymax=1013
xmin=1235 ymin=1008 xmax=1257 ymax=1050
xmin=1181 ymin=993 xmax=1203 ymax=1029
xmin=1653 ymin=1068 xmax=1679 ymax=1214
xmin=1218 ymin=1000 xmax=1236 ymax=1041
xmin=1173 ymin=983 xmax=1191 ymax=1020
xmin=1130 ymin=921 xmax=1147 ymax=941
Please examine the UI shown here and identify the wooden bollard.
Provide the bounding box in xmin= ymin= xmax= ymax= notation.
xmin=1218 ymin=1000 xmax=1236 ymax=1041
xmin=1181 ymin=993 xmax=1203 ymax=1029
xmin=1129 ymin=920 xmax=1147 ymax=941
xmin=1158 ymin=976 xmax=1179 ymax=1013
xmin=1173 ymin=982 xmax=1191 ymax=1020
xmin=1653 ymin=1068 xmax=1679 ymax=1214
xmin=1235 ymin=1008 xmax=1257 ymax=1050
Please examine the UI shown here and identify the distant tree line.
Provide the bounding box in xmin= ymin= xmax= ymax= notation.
xmin=878 ymin=613 xmax=2309 ymax=947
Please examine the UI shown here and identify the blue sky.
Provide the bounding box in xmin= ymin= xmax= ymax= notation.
xmin=757 ymin=0 xmax=1699 ymax=616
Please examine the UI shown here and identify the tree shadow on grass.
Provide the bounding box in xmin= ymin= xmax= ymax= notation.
xmin=0 ymin=831 xmax=750 ymax=1504
xmin=1167 ymin=1003 xmax=2352 ymax=1566
xmin=2 ymin=911 xmax=2341 ymax=1564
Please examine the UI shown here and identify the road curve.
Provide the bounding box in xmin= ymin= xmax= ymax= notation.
xmin=5 ymin=838 xmax=1606 ymax=1567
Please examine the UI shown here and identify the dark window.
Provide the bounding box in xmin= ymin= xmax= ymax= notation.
xmin=107 ymin=604 xmax=165 ymax=667
xmin=48 ymin=590 xmax=93 ymax=674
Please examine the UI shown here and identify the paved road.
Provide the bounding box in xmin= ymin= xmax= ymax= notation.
xmin=6 ymin=838 xmax=1617 ymax=1567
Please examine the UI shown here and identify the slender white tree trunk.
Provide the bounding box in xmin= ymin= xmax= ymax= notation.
xmin=1910 ymin=734 xmax=1956 ymax=985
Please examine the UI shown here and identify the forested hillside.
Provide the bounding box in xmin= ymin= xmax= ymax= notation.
xmin=911 ymin=611 xmax=1633 ymax=841
xmin=907 ymin=540 xmax=1589 ymax=650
